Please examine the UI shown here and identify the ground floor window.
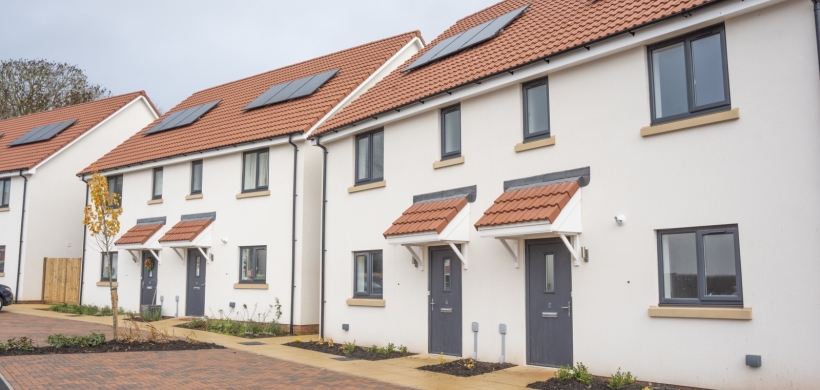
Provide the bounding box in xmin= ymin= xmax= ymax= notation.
xmin=657 ymin=225 xmax=742 ymax=306
xmin=0 ymin=245 xmax=5 ymax=272
xmin=100 ymin=252 xmax=118 ymax=281
xmin=353 ymin=251 xmax=383 ymax=298
xmin=239 ymin=246 xmax=266 ymax=283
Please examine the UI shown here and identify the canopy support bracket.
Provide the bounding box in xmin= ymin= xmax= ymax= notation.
xmin=559 ymin=234 xmax=580 ymax=266
xmin=448 ymin=242 xmax=468 ymax=270
xmin=127 ymin=250 xmax=139 ymax=263
xmin=173 ymin=248 xmax=184 ymax=262
xmin=197 ymin=247 xmax=210 ymax=261
xmin=497 ymin=238 xmax=519 ymax=268
xmin=403 ymin=245 xmax=424 ymax=271
xmin=149 ymin=249 xmax=161 ymax=264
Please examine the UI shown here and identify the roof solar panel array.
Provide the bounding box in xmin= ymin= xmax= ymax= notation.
xmin=404 ymin=5 xmax=529 ymax=71
xmin=8 ymin=119 xmax=78 ymax=146
xmin=145 ymin=100 xmax=221 ymax=135
xmin=244 ymin=69 xmax=340 ymax=111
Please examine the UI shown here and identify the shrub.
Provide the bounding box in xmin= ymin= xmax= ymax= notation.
xmin=555 ymin=365 xmax=574 ymax=381
xmin=574 ymin=362 xmax=594 ymax=385
xmin=80 ymin=304 xmax=100 ymax=316
xmin=186 ymin=318 xmax=204 ymax=329
xmin=293 ymin=337 xmax=302 ymax=343
xmin=399 ymin=345 xmax=408 ymax=355
xmin=46 ymin=332 xmax=106 ymax=348
xmin=99 ymin=306 xmax=113 ymax=316
xmin=342 ymin=341 xmax=356 ymax=356
xmin=140 ymin=308 xmax=162 ymax=322
xmin=463 ymin=357 xmax=476 ymax=370
xmin=5 ymin=337 xmax=34 ymax=351
xmin=386 ymin=342 xmax=395 ymax=355
xmin=439 ymin=352 xmax=446 ymax=365
xmin=607 ymin=368 xmax=636 ymax=390
xmin=327 ymin=338 xmax=334 ymax=348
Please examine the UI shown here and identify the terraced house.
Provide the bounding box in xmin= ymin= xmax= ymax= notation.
xmin=79 ymin=32 xmax=423 ymax=334
xmin=307 ymin=0 xmax=820 ymax=388
xmin=0 ymin=92 xmax=158 ymax=304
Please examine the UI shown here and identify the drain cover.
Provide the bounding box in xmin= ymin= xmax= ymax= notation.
xmin=239 ymin=341 xmax=265 ymax=346
xmin=331 ymin=357 xmax=359 ymax=361
xmin=66 ymin=314 xmax=82 ymax=317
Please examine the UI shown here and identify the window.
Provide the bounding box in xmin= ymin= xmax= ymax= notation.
xmin=100 ymin=252 xmax=118 ymax=281
xmin=522 ymin=78 xmax=551 ymax=141
xmin=152 ymin=168 xmax=163 ymax=199
xmin=106 ymin=175 xmax=123 ymax=208
xmin=354 ymin=129 xmax=384 ymax=185
xmin=1 ymin=178 xmax=9 ymax=207
xmin=443 ymin=258 xmax=451 ymax=291
xmin=648 ymin=24 xmax=731 ymax=124
xmin=440 ymin=104 xmax=461 ymax=160
xmin=657 ymin=225 xmax=742 ymax=306
xmin=239 ymin=246 xmax=267 ymax=283
xmin=545 ymin=254 xmax=555 ymax=293
xmin=0 ymin=245 xmax=5 ymax=273
xmin=353 ymin=251 xmax=383 ymax=298
xmin=191 ymin=160 xmax=203 ymax=194
xmin=242 ymin=149 xmax=269 ymax=192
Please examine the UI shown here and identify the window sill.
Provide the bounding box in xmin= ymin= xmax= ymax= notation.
xmin=348 ymin=180 xmax=386 ymax=194
xmin=96 ymin=281 xmax=118 ymax=287
xmin=648 ymin=305 xmax=751 ymax=320
xmin=515 ymin=135 xmax=555 ymax=153
xmin=186 ymin=193 xmax=203 ymax=200
xmin=346 ymin=298 xmax=385 ymax=307
xmin=236 ymin=190 xmax=270 ymax=199
xmin=641 ymin=108 xmax=740 ymax=137
xmin=233 ymin=283 xmax=268 ymax=290
xmin=147 ymin=199 xmax=163 ymax=205
xmin=0 ymin=207 xmax=10 ymax=212
xmin=433 ymin=155 xmax=465 ymax=169
xmin=0 ymin=272 xmax=5 ymax=277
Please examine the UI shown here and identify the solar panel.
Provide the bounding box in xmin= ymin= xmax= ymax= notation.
xmin=404 ymin=4 xmax=529 ymax=72
xmin=145 ymin=100 xmax=220 ymax=135
xmin=243 ymin=69 xmax=340 ymax=111
xmin=8 ymin=119 xmax=77 ymax=146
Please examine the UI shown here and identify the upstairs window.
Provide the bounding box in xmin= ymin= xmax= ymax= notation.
xmin=100 ymin=252 xmax=118 ymax=282
xmin=191 ymin=160 xmax=203 ymax=194
xmin=152 ymin=168 xmax=163 ymax=200
xmin=242 ymin=149 xmax=269 ymax=192
xmin=648 ymin=24 xmax=731 ymax=124
xmin=353 ymin=251 xmax=383 ymax=298
xmin=440 ymin=104 xmax=461 ymax=160
xmin=522 ymin=78 xmax=551 ymax=141
xmin=239 ymin=246 xmax=267 ymax=283
xmin=1 ymin=178 xmax=10 ymax=208
xmin=106 ymin=175 xmax=123 ymax=208
xmin=355 ymin=129 xmax=384 ymax=185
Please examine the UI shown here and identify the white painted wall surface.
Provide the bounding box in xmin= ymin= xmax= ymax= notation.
xmin=0 ymin=176 xmax=25 ymax=293
xmin=320 ymin=2 xmax=820 ymax=389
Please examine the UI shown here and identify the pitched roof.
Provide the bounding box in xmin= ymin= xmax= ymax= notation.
xmin=114 ymin=223 xmax=163 ymax=245
xmin=0 ymin=92 xmax=152 ymax=174
xmin=85 ymin=31 xmax=422 ymax=174
xmin=158 ymin=219 xmax=212 ymax=243
xmin=475 ymin=181 xmax=578 ymax=228
xmin=315 ymin=0 xmax=718 ymax=135
xmin=384 ymin=197 xmax=468 ymax=237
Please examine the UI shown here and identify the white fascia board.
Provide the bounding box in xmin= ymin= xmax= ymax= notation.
xmin=30 ymin=96 xmax=158 ymax=176
xmin=304 ymin=37 xmax=424 ymax=139
xmin=386 ymin=203 xmax=471 ymax=245
xmin=386 ymin=231 xmax=439 ymax=246
xmin=0 ymin=171 xmax=31 ymax=179
xmin=315 ymin=0 xmax=783 ymax=145
xmin=83 ymin=136 xmax=293 ymax=178
xmin=549 ymin=191 xmax=582 ymax=234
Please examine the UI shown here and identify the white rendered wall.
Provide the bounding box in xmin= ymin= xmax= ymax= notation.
xmin=320 ymin=2 xmax=820 ymax=389
xmin=0 ymin=176 xmax=26 ymax=295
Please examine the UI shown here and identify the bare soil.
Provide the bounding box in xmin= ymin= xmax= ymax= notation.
xmin=527 ymin=378 xmax=679 ymax=390
xmin=284 ymin=341 xmax=415 ymax=360
xmin=0 ymin=340 xmax=225 ymax=356
xmin=417 ymin=358 xmax=515 ymax=377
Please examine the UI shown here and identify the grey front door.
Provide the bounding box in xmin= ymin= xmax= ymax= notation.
xmin=140 ymin=251 xmax=159 ymax=305
xmin=429 ymin=246 xmax=462 ymax=356
xmin=186 ymin=249 xmax=206 ymax=316
xmin=526 ymin=239 xmax=573 ymax=367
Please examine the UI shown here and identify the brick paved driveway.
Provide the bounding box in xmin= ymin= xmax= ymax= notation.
xmin=0 ymin=311 xmax=410 ymax=389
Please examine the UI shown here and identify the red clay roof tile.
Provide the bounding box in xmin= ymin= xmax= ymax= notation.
xmin=114 ymin=223 xmax=163 ymax=245
xmin=475 ymin=181 xmax=579 ymax=228
xmin=158 ymin=219 xmax=212 ymax=243
xmin=384 ymin=197 xmax=468 ymax=237
xmin=314 ymin=0 xmax=717 ymax=135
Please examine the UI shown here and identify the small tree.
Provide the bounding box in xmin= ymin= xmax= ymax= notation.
xmin=83 ymin=169 xmax=122 ymax=338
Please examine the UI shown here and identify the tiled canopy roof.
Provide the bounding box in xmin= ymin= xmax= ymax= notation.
xmin=315 ymin=0 xmax=718 ymax=135
xmin=0 ymin=92 xmax=151 ymax=174
xmin=158 ymin=219 xmax=212 ymax=243
xmin=114 ymin=223 xmax=163 ymax=245
xmin=384 ymin=197 xmax=468 ymax=237
xmin=475 ymin=181 xmax=579 ymax=228
xmin=84 ymin=31 xmax=421 ymax=174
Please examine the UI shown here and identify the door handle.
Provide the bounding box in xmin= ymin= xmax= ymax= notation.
xmin=561 ymin=301 xmax=571 ymax=317
xmin=430 ymin=298 xmax=435 ymax=312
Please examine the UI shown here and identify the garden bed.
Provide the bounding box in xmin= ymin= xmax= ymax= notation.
xmin=417 ymin=358 xmax=514 ymax=377
xmin=175 ymin=318 xmax=287 ymax=339
xmin=284 ymin=340 xmax=415 ymax=361
xmin=0 ymin=339 xmax=224 ymax=357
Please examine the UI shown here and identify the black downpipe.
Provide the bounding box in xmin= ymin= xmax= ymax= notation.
xmin=315 ymin=136 xmax=328 ymax=339
xmin=78 ymin=176 xmax=90 ymax=305
xmin=14 ymin=171 xmax=28 ymax=303
xmin=814 ymin=0 xmax=820 ymax=75
xmin=287 ymin=134 xmax=299 ymax=335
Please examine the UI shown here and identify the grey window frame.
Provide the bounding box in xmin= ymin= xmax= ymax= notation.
xmin=647 ymin=24 xmax=731 ymax=125
xmin=0 ymin=245 xmax=5 ymax=273
xmin=522 ymin=77 xmax=551 ymax=142
xmin=100 ymin=252 xmax=118 ymax=282
xmin=238 ymin=246 xmax=267 ymax=284
xmin=151 ymin=167 xmax=163 ymax=200
xmin=241 ymin=149 xmax=269 ymax=193
xmin=440 ymin=104 xmax=461 ymax=160
xmin=0 ymin=178 xmax=10 ymax=208
xmin=354 ymin=129 xmax=384 ymax=185
xmin=353 ymin=250 xmax=382 ymax=298
xmin=106 ymin=175 xmax=123 ymax=208
xmin=656 ymin=224 xmax=743 ymax=307
xmin=190 ymin=160 xmax=203 ymax=195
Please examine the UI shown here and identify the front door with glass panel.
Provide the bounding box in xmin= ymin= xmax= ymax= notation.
xmin=186 ymin=249 xmax=206 ymax=316
xmin=526 ymin=239 xmax=573 ymax=367
xmin=429 ymin=246 xmax=462 ymax=356
xmin=140 ymin=251 xmax=159 ymax=305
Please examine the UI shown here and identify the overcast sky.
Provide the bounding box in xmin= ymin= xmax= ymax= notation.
xmin=0 ymin=1 xmax=499 ymax=112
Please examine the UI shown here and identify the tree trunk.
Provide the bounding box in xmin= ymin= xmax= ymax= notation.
xmin=105 ymin=252 xmax=118 ymax=340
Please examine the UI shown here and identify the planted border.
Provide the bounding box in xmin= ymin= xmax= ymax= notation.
xmin=284 ymin=338 xmax=415 ymax=361
xmin=417 ymin=356 xmax=514 ymax=377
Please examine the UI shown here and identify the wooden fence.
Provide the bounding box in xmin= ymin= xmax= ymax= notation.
xmin=42 ymin=258 xmax=82 ymax=304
